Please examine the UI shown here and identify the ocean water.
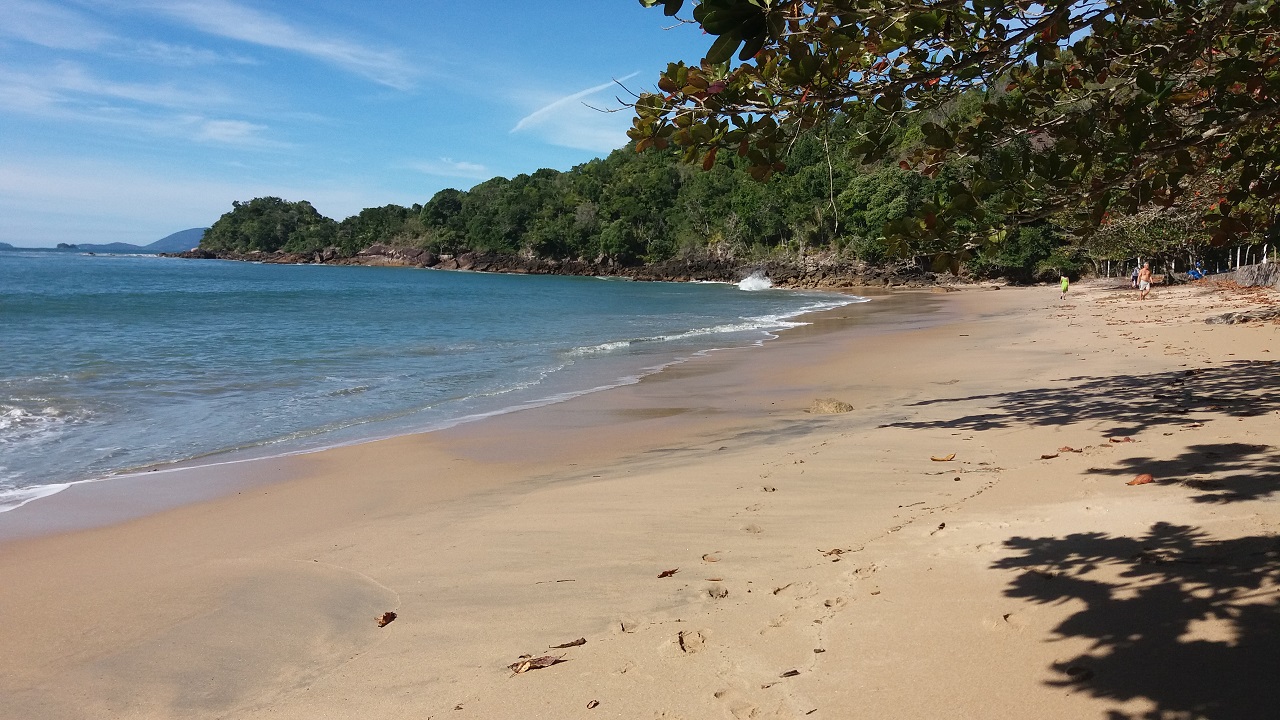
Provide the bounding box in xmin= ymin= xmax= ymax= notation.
xmin=0 ymin=251 xmax=864 ymax=511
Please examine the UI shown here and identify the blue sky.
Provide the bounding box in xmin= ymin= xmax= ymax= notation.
xmin=0 ymin=1 xmax=709 ymax=246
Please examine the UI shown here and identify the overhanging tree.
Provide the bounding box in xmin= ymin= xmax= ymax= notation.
xmin=633 ymin=0 xmax=1280 ymax=255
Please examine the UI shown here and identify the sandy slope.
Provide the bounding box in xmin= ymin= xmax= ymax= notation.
xmin=1 ymin=278 xmax=1277 ymax=720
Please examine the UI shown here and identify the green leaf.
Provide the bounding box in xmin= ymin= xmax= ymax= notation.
xmin=706 ymin=32 xmax=742 ymax=65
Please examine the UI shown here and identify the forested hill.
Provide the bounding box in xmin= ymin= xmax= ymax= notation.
xmin=196 ymin=112 xmax=1168 ymax=283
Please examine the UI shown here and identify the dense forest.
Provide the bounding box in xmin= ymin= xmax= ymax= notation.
xmin=200 ymin=105 xmax=1260 ymax=283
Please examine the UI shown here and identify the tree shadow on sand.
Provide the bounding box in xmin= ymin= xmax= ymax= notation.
xmin=994 ymin=523 xmax=1280 ymax=719
xmin=884 ymin=359 xmax=1280 ymax=439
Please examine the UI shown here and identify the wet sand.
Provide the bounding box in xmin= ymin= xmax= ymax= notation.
xmin=2 ymin=280 xmax=1277 ymax=719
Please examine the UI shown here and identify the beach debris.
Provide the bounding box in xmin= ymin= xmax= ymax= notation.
xmin=1187 ymin=423 xmax=1204 ymax=428
xmin=814 ymin=648 xmax=826 ymax=653
xmin=762 ymin=486 xmax=777 ymax=492
xmin=1127 ymin=473 xmax=1156 ymax=486
xmin=706 ymin=577 xmax=723 ymax=582
xmin=702 ymin=553 xmax=720 ymax=563
xmin=508 ymin=654 xmax=567 ymax=674
xmin=1109 ymin=436 xmax=1134 ymax=443
xmin=899 ymin=501 xmax=925 ymax=508
xmin=931 ymin=453 xmax=957 ymax=462
xmin=1040 ymin=453 xmax=1060 ymax=460
xmin=1058 ymin=446 xmax=1083 ymax=453
xmin=534 ymin=578 xmax=576 ymax=584
xmin=549 ymin=638 xmax=586 ymax=649
xmin=658 ymin=568 xmax=679 ymax=578
xmin=930 ymin=522 xmax=946 ymax=536
xmin=807 ymin=398 xmax=853 ymax=414
xmin=820 ymin=548 xmax=848 ymax=557
xmin=773 ymin=583 xmax=793 ymax=595
xmin=375 ymin=611 xmax=397 ymax=628
xmin=587 ymin=700 xmax=600 ymax=710
xmin=780 ymin=669 xmax=801 ymax=678
xmin=707 ymin=584 xmax=729 ymax=599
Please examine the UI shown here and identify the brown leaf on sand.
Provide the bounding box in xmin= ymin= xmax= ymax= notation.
xmin=375 ymin=611 xmax=397 ymax=628
xmin=1109 ymin=437 xmax=1134 ymax=443
xmin=550 ymin=638 xmax=586 ymax=649
xmin=1127 ymin=473 xmax=1155 ymax=486
xmin=509 ymin=654 xmax=567 ymax=674
xmin=781 ymin=669 xmax=801 ymax=678
xmin=820 ymin=548 xmax=848 ymax=556
xmin=658 ymin=568 xmax=679 ymax=578
xmin=1058 ymin=446 xmax=1083 ymax=453
xmin=587 ymin=700 xmax=600 ymax=709
xmin=1040 ymin=453 xmax=1060 ymax=460
xmin=931 ymin=453 xmax=957 ymax=462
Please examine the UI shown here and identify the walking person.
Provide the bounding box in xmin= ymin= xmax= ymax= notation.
xmin=1059 ymin=274 xmax=1069 ymax=300
xmin=1137 ymin=262 xmax=1153 ymax=300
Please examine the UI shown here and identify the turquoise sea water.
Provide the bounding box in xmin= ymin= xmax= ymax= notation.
xmin=0 ymin=250 xmax=864 ymax=510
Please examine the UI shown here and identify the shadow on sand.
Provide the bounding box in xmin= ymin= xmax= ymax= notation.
xmin=884 ymin=359 xmax=1280 ymax=439
xmin=994 ymin=524 xmax=1280 ymax=719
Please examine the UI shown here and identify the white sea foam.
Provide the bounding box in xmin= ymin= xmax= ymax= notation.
xmin=738 ymin=271 xmax=774 ymax=291
xmin=0 ymin=482 xmax=72 ymax=512
xmin=0 ymin=405 xmax=80 ymax=438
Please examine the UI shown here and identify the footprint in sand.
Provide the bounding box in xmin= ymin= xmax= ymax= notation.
xmin=706 ymin=584 xmax=729 ymax=599
xmin=743 ymin=523 xmax=764 ymax=534
xmin=676 ymin=629 xmax=707 ymax=654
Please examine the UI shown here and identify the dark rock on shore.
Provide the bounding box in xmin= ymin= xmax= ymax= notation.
xmin=162 ymin=245 xmax=967 ymax=290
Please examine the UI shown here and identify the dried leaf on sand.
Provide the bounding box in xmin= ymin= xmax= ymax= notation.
xmin=375 ymin=611 xmax=397 ymax=628
xmin=930 ymin=453 xmax=957 ymax=462
xmin=1040 ymin=453 xmax=1060 ymax=460
xmin=550 ymin=638 xmax=586 ymax=649
xmin=1127 ymin=473 xmax=1155 ymax=486
xmin=509 ymin=654 xmax=567 ymax=674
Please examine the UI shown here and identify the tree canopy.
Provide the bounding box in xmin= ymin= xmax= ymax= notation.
xmin=633 ymin=0 xmax=1280 ymax=249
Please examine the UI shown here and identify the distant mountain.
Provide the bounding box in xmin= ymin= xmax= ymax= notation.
xmin=143 ymin=228 xmax=206 ymax=253
xmin=74 ymin=228 xmax=207 ymax=254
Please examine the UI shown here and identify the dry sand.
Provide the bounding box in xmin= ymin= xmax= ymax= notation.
xmin=1 ymin=278 xmax=1277 ymax=719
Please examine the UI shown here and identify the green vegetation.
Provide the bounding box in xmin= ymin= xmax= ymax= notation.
xmin=205 ymin=0 xmax=1280 ymax=281
xmin=635 ymin=0 xmax=1280 ymax=253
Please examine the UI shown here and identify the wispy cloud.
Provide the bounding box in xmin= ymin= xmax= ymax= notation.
xmin=116 ymin=40 xmax=258 ymax=68
xmin=411 ymin=158 xmax=491 ymax=180
xmin=0 ymin=0 xmax=113 ymax=50
xmin=134 ymin=0 xmax=418 ymax=90
xmin=510 ymin=73 xmax=641 ymax=153
xmin=0 ymin=63 xmax=278 ymax=148
xmin=511 ymin=72 xmax=640 ymax=133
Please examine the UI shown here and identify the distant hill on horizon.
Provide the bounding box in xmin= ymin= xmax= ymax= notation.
xmin=0 ymin=228 xmax=206 ymax=253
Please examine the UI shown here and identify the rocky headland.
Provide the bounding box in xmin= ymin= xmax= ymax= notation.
xmin=165 ymin=244 xmax=966 ymax=289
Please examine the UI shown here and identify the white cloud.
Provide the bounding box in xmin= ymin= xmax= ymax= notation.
xmin=194 ymin=119 xmax=267 ymax=144
xmin=412 ymin=158 xmax=491 ymax=180
xmin=0 ymin=0 xmax=113 ymax=50
xmin=510 ymin=72 xmax=641 ymax=153
xmin=0 ymin=62 xmax=280 ymax=148
xmin=117 ymin=39 xmax=257 ymax=67
xmin=134 ymin=0 xmax=418 ymax=90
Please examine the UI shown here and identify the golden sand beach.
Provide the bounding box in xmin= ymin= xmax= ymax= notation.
xmin=2 ymin=279 xmax=1277 ymax=719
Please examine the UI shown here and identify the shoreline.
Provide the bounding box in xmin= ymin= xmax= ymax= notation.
xmin=0 ymin=262 xmax=874 ymax=522
xmin=3 ymin=279 xmax=1277 ymax=719
xmin=0 ymin=288 xmax=929 ymax=542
